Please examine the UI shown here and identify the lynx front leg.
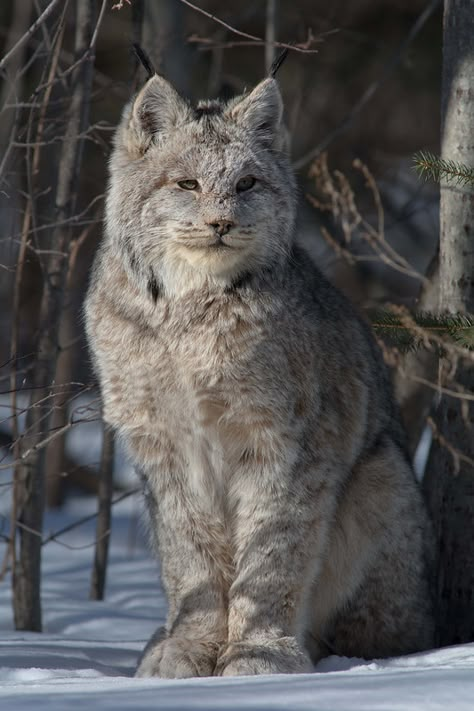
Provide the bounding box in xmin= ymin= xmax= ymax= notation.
xmin=134 ymin=454 xmax=230 ymax=679
xmin=218 ymin=446 xmax=338 ymax=676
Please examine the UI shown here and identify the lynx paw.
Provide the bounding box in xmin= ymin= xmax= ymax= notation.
xmin=217 ymin=637 xmax=312 ymax=677
xmin=135 ymin=635 xmax=220 ymax=679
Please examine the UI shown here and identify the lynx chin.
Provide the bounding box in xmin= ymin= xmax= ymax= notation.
xmin=85 ymin=70 xmax=435 ymax=678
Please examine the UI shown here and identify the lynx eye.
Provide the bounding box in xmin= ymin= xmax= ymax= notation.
xmin=177 ymin=179 xmax=199 ymax=190
xmin=236 ymin=176 xmax=256 ymax=193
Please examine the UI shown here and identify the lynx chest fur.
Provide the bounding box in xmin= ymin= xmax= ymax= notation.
xmin=85 ymin=67 xmax=434 ymax=679
xmin=87 ymin=263 xmax=318 ymax=496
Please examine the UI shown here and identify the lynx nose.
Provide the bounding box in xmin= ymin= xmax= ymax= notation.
xmin=209 ymin=220 xmax=234 ymax=237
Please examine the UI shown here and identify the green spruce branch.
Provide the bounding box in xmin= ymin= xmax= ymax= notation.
xmin=413 ymin=151 xmax=474 ymax=188
xmin=370 ymin=310 xmax=474 ymax=352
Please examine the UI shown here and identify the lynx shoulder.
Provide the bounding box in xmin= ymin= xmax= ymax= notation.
xmin=85 ymin=70 xmax=435 ymax=678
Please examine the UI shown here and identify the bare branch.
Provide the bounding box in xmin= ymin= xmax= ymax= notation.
xmin=178 ymin=0 xmax=319 ymax=54
xmin=427 ymin=417 xmax=474 ymax=474
xmin=0 ymin=488 xmax=139 ymax=577
xmin=90 ymin=0 xmax=108 ymax=51
xmin=293 ymin=0 xmax=442 ymax=169
xmin=0 ymin=0 xmax=62 ymax=74
xmin=307 ymin=155 xmax=429 ymax=284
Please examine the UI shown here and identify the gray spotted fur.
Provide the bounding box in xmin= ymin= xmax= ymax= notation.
xmin=84 ymin=73 xmax=435 ymax=678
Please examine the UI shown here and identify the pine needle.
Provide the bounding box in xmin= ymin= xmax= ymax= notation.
xmin=371 ymin=310 xmax=474 ymax=352
xmin=413 ymin=151 xmax=474 ymax=188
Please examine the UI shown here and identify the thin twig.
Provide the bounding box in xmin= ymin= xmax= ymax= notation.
xmin=89 ymin=0 xmax=108 ymax=50
xmin=0 ymin=0 xmax=62 ymax=73
xmin=307 ymin=155 xmax=428 ymax=284
xmin=8 ymin=194 xmax=104 ymax=243
xmin=44 ymin=489 xmax=139 ymax=544
xmin=427 ymin=417 xmax=474 ymax=474
xmin=0 ymin=418 xmax=98 ymax=473
xmin=293 ymin=0 xmax=442 ymax=169
xmin=402 ymin=372 xmax=474 ymax=402
xmin=188 ymin=29 xmax=338 ymax=52
xmin=178 ymin=0 xmax=319 ymax=53
xmin=0 ymin=488 xmax=139 ymax=566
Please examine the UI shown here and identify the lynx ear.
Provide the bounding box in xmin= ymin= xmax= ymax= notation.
xmin=227 ymin=78 xmax=284 ymax=146
xmin=121 ymin=75 xmax=190 ymax=157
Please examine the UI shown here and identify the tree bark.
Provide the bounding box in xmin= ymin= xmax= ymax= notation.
xmin=13 ymin=0 xmax=96 ymax=631
xmin=423 ymin=0 xmax=474 ymax=646
xmin=439 ymin=3 xmax=474 ymax=313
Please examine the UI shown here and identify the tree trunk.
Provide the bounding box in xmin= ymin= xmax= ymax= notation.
xmin=45 ymin=231 xmax=90 ymax=508
xmin=12 ymin=0 xmax=96 ymax=631
xmin=423 ymin=0 xmax=474 ymax=646
xmin=90 ymin=427 xmax=115 ymax=601
xmin=265 ymin=0 xmax=277 ymax=74
xmin=142 ymin=0 xmax=193 ymax=98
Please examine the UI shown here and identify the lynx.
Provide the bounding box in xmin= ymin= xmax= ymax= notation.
xmin=85 ymin=69 xmax=435 ymax=678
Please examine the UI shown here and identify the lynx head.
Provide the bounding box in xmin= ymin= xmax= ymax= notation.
xmin=106 ymin=73 xmax=296 ymax=298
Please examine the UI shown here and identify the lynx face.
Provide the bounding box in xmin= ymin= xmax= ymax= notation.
xmin=106 ymin=76 xmax=296 ymax=296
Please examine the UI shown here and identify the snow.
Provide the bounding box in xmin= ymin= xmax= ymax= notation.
xmin=1 ymin=496 xmax=474 ymax=710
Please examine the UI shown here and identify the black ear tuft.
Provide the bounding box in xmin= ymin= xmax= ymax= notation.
xmin=269 ymin=48 xmax=289 ymax=78
xmin=132 ymin=43 xmax=156 ymax=80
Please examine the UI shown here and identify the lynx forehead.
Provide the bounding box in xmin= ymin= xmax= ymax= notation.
xmin=85 ymin=69 xmax=435 ymax=680
xmin=107 ymin=76 xmax=295 ymax=297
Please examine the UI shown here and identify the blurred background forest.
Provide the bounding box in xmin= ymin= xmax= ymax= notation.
xmin=0 ymin=0 xmax=472 ymax=648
